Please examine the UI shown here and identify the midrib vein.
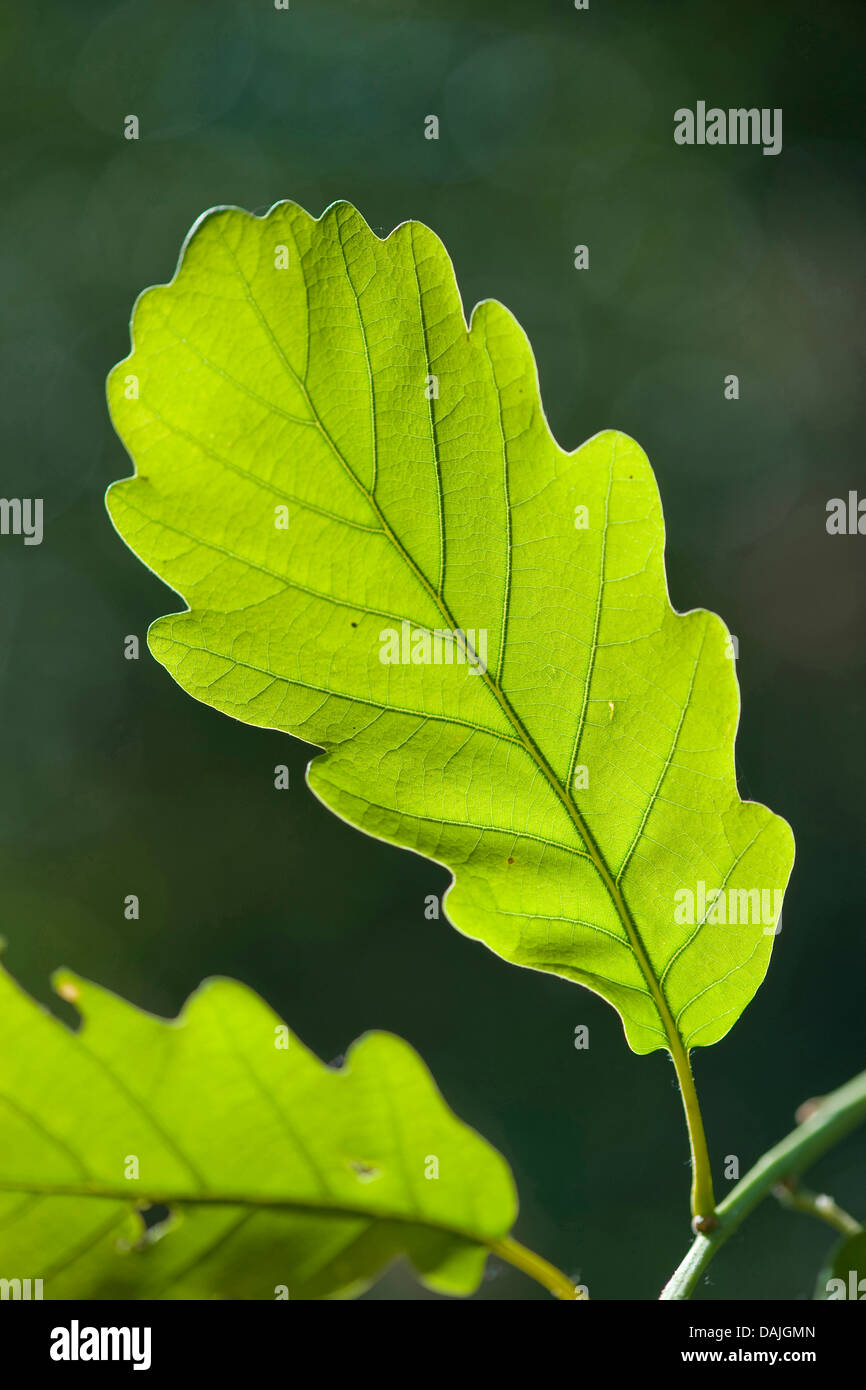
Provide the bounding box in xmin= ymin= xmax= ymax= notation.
xmin=0 ymin=1178 xmax=502 ymax=1249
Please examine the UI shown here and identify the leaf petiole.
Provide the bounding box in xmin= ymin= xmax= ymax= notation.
xmin=488 ymin=1236 xmax=584 ymax=1301
xmin=669 ymin=1044 xmax=717 ymax=1227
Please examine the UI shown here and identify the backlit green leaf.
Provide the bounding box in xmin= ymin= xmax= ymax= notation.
xmin=106 ymin=200 xmax=794 ymax=1059
xmin=0 ymin=963 xmax=549 ymax=1300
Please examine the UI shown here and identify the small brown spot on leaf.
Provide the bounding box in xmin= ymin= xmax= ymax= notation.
xmin=348 ymin=1160 xmax=381 ymax=1182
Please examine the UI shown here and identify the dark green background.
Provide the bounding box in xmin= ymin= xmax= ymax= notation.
xmin=1 ymin=0 xmax=864 ymax=1299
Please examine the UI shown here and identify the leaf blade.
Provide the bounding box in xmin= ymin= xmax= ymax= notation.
xmin=0 ymin=964 xmax=520 ymax=1299
xmin=107 ymin=199 xmax=795 ymax=1057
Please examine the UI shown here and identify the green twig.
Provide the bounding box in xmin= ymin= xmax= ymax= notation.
xmin=772 ymin=1179 xmax=862 ymax=1237
xmin=660 ymin=1067 xmax=866 ymax=1300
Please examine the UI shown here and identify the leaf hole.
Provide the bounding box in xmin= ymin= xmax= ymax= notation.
xmin=140 ymin=1202 xmax=171 ymax=1229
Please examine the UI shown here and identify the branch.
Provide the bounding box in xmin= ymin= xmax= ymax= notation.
xmin=660 ymin=1067 xmax=866 ymax=1300
xmin=772 ymin=1178 xmax=862 ymax=1237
